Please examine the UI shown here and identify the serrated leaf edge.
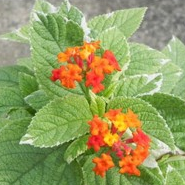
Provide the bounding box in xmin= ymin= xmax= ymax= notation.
xmin=20 ymin=95 xmax=91 ymax=148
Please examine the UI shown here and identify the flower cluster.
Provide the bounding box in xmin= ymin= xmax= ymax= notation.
xmin=50 ymin=41 xmax=121 ymax=93
xmin=87 ymin=109 xmax=150 ymax=177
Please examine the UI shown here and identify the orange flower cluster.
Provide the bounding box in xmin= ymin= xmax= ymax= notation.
xmin=87 ymin=109 xmax=150 ymax=177
xmin=50 ymin=41 xmax=121 ymax=93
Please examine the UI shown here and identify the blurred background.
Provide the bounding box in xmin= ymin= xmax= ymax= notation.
xmin=0 ymin=0 xmax=185 ymax=65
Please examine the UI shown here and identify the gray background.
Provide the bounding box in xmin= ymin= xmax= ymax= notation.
xmin=0 ymin=0 xmax=185 ymax=66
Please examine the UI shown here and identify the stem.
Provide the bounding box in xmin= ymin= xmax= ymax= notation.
xmin=79 ymin=81 xmax=91 ymax=104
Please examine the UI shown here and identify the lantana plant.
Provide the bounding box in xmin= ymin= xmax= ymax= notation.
xmin=0 ymin=0 xmax=185 ymax=184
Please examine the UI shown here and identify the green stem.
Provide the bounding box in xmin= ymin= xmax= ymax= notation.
xmin=79 ymin=81 xmax=91 ymax=104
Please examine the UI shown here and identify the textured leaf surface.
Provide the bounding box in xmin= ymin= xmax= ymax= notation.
xmin=32 ymin=0 xmax=57 ymax=15
xmin=59 ymin=0 xmax=84 ymax=25
xmin=17 ymin=58 xmax=34 ymax=72
xmin=90 ymin=92 xmax=106 ymax=117
xmin=162 ymin=36 xmax=185 ymax=99
xmin=163 ymin=36 xmax=185 ymax=70
xmin=160 ymin=156 xmax=185 ymax=182
xmin=64 ymin=135 xmax=88 ymax=164
xmin=0 ymin=0 xmax=58 ymax=44
xmin=142 ymin=93 xmax=185 ymax=151
xmin=107 ymin=97 xmax=175 ymax=150
xmin=0 ymin=118 xmax=82 ymax=185
xmin=21 ymin=95 xmax=92 ymax=147
xmin=19 ymin=73 xmax=38 ymax=97
xmin=0 ymin=65 xmax=32 ymax=88
xmin=164 ymin=165 xmax=185 ymax=185
xmin=0 ymin=87 xmax=27 ymax=117
xmin=24 ymin=90 xmax=51 ymax=111
xmin=99 ymin=27 xmax=129 ymax=69
xmin=59 ymin=0 xmax=90 ymax=40
xmin=97 ymin=28 xmax=129 ymax=97
xmin=0 ymin=24 xmax=30 ymax=43
xmin=82 ymin=154 xmax=164 ymax=185
xmin=114 ymin=74 xmax=162 ymax=97
xmin=125 ymin=43 xmax=166 ymax=76
xmin=31 ymin=13 xmax=84 ymax=97
xmin=159 ymin=62 xmax=182 ymax=93
xmin=6 ymin=108 xmax=32 ymax=120
xmin=88 ymin=8 xmax=147 ymax=38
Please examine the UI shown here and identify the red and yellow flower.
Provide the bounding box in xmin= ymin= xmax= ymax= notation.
xmin=87 ymin=108 xmax=151 ymax=178
xmin=50 ymin=41 xmax=121 ymax=93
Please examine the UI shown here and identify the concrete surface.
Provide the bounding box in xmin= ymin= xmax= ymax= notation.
xmin=0 ymin=0 xmax=185 ymax=66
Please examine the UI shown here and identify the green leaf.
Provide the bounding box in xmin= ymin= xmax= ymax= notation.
xmin=19 ymin=73 xmax=38 ymax=97
xmin=0 ymin=24 xmax=30 ymax=43
xmin=0 ymin=87 xmax=27 ymax=117
xmin=107 ymin=97 xmax=175 ymax=150
xmin=159 ymin=62 xmax=182 ymax=93
xmin=142 ymin=93 xmax=185 ymax=151
xmin=0 ymin=118 xmax=83 ymax=185
xmin=0 ymin=65 xmax=32 ymax=88
xmin=21 ymin=95 xmax=92 ymax=147
xmin=59 ymin=0 xmax=90 ymax=40
xmin=98 ymin=27 xmax=129 ymax=69
xmin=64 ymin=135 xmax=88 ymax=164
xmin=125 ymin=43 xmax=166 ymax=76
xmin=59 ymin=0 xmax=84 ymax=25
xmin=97 ymin=27 xmax=129 ymax=97
xmin=30 ymin=0 xmax=58 ymax=24
xmin=82 ymin=154 xmax=164 ymax=185
xmin=24 ymin=90 xmax=51 ymax=111
xmin=32 ymin=13 xmax=84 ymax=52
xmin=32 ymin=0 xmax=57 ymax=15
xmin=0 ymin=0 xmax=58 ymax=44
xmin=17 ymin=57 xmax=34 ymax=72
xmin=6 ymin=108 xmax=32 ymax=120
xmin=88 ymin=8 xmax=147 ymax=38
xmin=162 ymin=36 xmax=185 ymax=99
xmin=164 ymin=165 xmax=185 ymax=185
xmin=31 ymin=13 xmax=84 ymax=97
xmin=171 ymin=73 xmax=185 ymax=99
xmin=100 ymin=82 xmax=118 ymax=99
xmin=163 ymin=36 xmax=185 ymax=70
xmin=114 ymin=73 xmax=162 ymax=98
xmin=159 ymin=155 xmax=185 ymax=182
xmin=90 ymin=91 xmax=106 ymax=117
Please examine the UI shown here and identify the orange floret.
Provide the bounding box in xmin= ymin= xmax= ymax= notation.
xmin=104 ymin=109 xmax=122 ymax=122
xmin=80 ymin=49 xmax=91 ymax=60
xmin=60 ymin=64 xmax=82 ymax=88
xmin=57 ymin=52 xmax=69 ymax=62
xmin=93 ymin=153 xmax=115 ymax=177
xmin=80 ymin=41 xmax=100 ymax=60
xmin=83 ymin=41 xmax=100 ymax=52
xmin=58 ymin=47 xmax=79 ymax=62
xmin=133 ymin=145 xmax=150 ymax=164
xmin=119 ymin=140 xmax=150 ymax=176
xmin=88 ymin=115 xmax=109 ymax=136
xmin=90 ymin=56 xmax=114 ymax=74
xmin=125 ymin=109 xmax=141 ymax=128
xmin=119 ymin=155 xmax=141 ymax=176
